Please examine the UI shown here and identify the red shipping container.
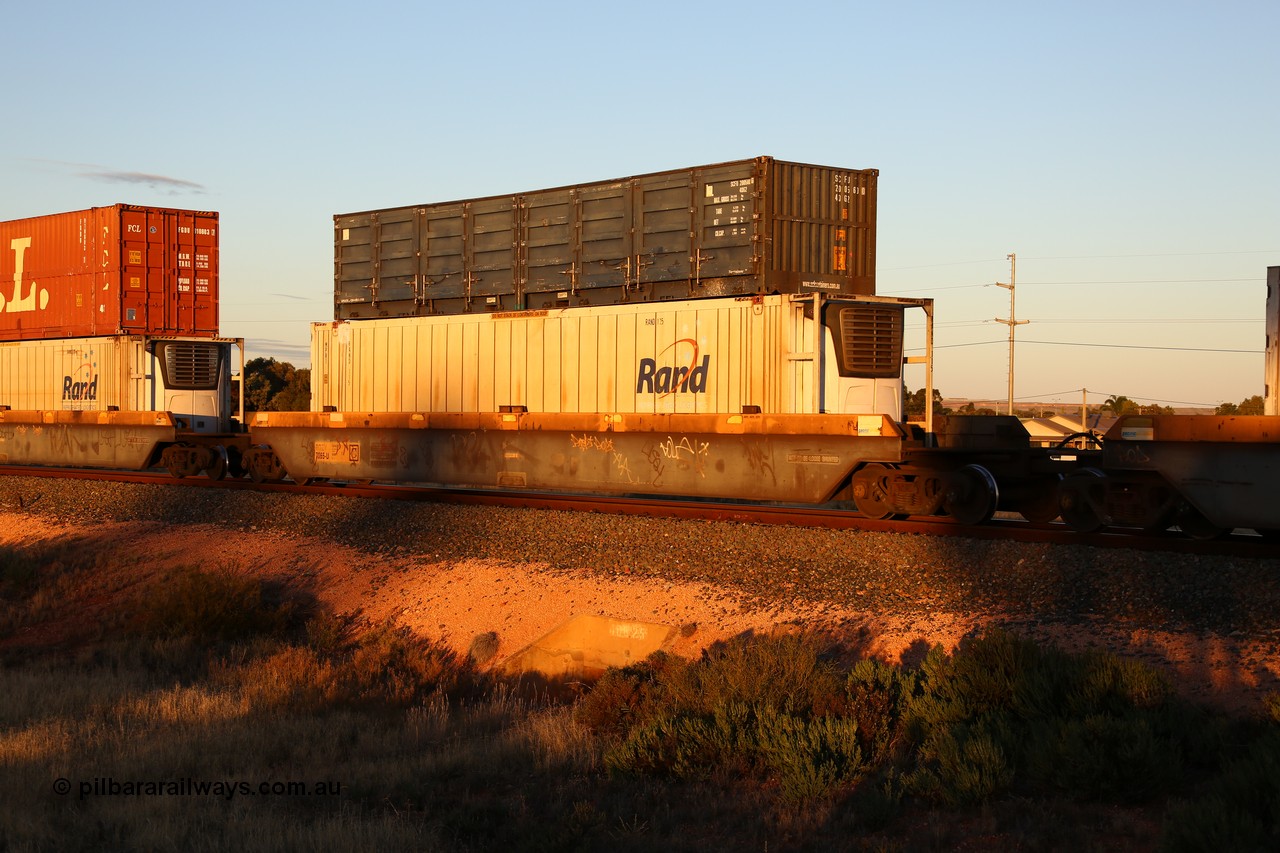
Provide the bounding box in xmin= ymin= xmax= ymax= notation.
xmin=0 ymin=204 xmax=218 ymax=340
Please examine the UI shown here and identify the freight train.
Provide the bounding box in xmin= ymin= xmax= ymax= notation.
xmin=1 ymin=159 xmax=1278 ymax=541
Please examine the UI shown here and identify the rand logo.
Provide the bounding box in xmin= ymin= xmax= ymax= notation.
xmin=636 ymin=338 xmax=711 ymax=396
xmin=1 ymin=238 xmax=50 ymax=314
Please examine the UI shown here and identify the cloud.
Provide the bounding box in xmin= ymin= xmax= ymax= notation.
xmin=80 ymin=169 xmax=206 ymax=193
xmin=21 ymin=159 xmax=207 ymax=194
xmin=242 ymin=338 xmax=312 ymax=365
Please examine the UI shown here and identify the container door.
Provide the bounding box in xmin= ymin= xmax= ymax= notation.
xmin=577 ymin=183 xmax=631 ymax=294
xmin=633 ymin=171 xmax=694 ymax=297
xmin=694 ymin=161 xmax=759 ymax=283
xmin=521 ymin=188 xmax=576 ymax=305
xmin=466 ymin=197 xmax=518 ymax=310
xmin=181 ymin=210 xmax=219 ymax=335
xmin=116 ymin=207 xmax=219 ymax=336
xmin=118 ymin=210 xmax=150 ymax=333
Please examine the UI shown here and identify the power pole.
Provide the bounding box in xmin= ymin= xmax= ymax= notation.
xmin=994 ymin=253 xmax=1028 ymax=416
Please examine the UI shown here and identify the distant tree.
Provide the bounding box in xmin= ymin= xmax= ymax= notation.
xmin=903 ymin=388 xmax=951 ymax=420
xmin=1100 ymin=395 xmax=1140 ymax=416
xmin=1138 ymin=403 xmax=1175 ymax=415
xmin=1217 ymin=395 xmax=1264 ymax=415
xmin=243 ymin=358 xmax=311 ymax=412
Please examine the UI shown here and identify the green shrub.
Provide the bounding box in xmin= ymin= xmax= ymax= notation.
xmin=126 ymin=565 xmax=295 ymax=643
xmin=0 ymin=546 xmax=42 ymax=593
xmin=756 ymin=706 xmax=864 ymax=801
xmin=339 ymin=619 xmax=475 ymax=708
xmin=605 ymin=700 xmax=864 ymax=802
xmin=1162 ymin=732 xmax=1280 ymax=851
xmin=907 ymin=721 xmax=1015 ymax=807
xmin=1027 ymin=711 xmax=1184 ymax=801
xmin=211 ymin=619 xmax=482 ymax=714
xmin=605 ymin=701 xmax=752 ymax=778
xmin=846 ymin=657 xmax=922 ymax=764
xmin=667 ymin=632 xmax=847 ymax=717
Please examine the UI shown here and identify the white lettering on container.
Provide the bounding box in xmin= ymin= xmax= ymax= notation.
xmin=1 ymin=238 xmax=50 ymax=314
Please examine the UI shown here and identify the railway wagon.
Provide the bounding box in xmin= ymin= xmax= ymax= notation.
xmin=0 ymin=334 xmax=245 ymax=477
xmin=262 ymin=292 xmax=932 ymax=505
xmin=0 ymin=205 xmax=219 ymax=340
xmin=333 ymin=157 xmax=877 ymax=318
xmin=311 ymin=293 xmax=921 ymax=420
xmin=1058 ymin=414 xmax=1280 ymax=538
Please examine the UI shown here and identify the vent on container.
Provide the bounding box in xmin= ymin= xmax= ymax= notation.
xmin=158 ymin=342 xmax=223 ymax=389
xmin=836 ymin=306 xmax=903 ymax=378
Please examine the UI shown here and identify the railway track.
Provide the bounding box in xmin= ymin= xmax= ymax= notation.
xmin=2 ymin=465 xmax=1275 ymax=559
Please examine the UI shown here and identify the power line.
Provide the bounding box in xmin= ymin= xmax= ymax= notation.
xmin=1021 ymin=278 xmax=1258 ymax=286
xmin=1019 ymin=339 xmax=1261 ymax=354
xmin=1022 ymin=250 xmax=1280 ymax=261
xmin=912 ymin=339 xmax=1262 ymax=354
xmin=881 ymin=249 xmax=1278 ymax=273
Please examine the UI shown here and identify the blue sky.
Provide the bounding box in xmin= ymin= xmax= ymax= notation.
xmin=3 ymin=1 xmax=1276 ymax=408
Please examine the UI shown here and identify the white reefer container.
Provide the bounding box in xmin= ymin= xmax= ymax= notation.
xmin=0 ymin=334 xmax=239 ymax=432
xmin=310 ymin=294 xmax=916 ymax=419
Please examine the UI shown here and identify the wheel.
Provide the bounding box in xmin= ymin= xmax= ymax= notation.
xmin=1017 ymin=476 xmax=1062 ymax=523
xmin=205 ymin=447 xmax=228 ymax=481
xmin=1176 ymin=505 xmax=1228 ymax=540
xmin=225 ymin=446 xmax=246 ymax=479
xmin=244 ymin=447 xmax=287 ymax=484
xmin=1059 ymin=468 xmax=1106 ymax=533
xmin=852 ymin=463 xmax=897 ymax=520
xmin=943 ymin=464 xmax=998 ymax=526
xmin=163 ymin=445 xmax=202 ymax=479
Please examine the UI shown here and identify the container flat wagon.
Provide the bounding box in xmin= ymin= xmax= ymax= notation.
xmin=0 ymin=333 xmax=244 ymax=477
xmin=333 ymin=157 xmax=877 ymax=318
xmin=0 ymin=204 xmax=219 ymax=341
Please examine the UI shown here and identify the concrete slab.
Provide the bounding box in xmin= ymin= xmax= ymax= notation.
xmin=501 ymin=614 xmax=676 ymax=679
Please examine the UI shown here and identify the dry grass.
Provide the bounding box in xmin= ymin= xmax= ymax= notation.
xmin=1 ymin=539 xmax=1278 ymax=851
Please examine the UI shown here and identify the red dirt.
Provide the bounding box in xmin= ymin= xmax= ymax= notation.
xmin=1 ymin=512 xmax=1276 ymax=716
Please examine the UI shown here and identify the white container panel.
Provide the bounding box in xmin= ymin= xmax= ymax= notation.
xmin=578 ymin=315 xmax=599 ymax=413
xmin=0 ymin=336 xmax=143 ymax=412
xmin=310 ymin=295 xmax=907 ymax=420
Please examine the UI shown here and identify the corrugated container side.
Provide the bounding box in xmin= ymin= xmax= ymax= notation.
xmin=311 ymin=295 xmax=907 ymax=419
xmin=0 ymin=205 xmax=219 ymax=340
xmin=0 ymin=336 xmax=150 ymax=411
xmin=333 ymin=157 xmax=877 ymax=319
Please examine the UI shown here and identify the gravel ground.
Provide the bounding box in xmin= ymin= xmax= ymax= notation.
xmin=2 ymin=475 xmax=1279 ymax=711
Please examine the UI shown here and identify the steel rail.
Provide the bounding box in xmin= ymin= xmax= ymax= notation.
xmin=0 ymin=465 xmax=1275 ymax=559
